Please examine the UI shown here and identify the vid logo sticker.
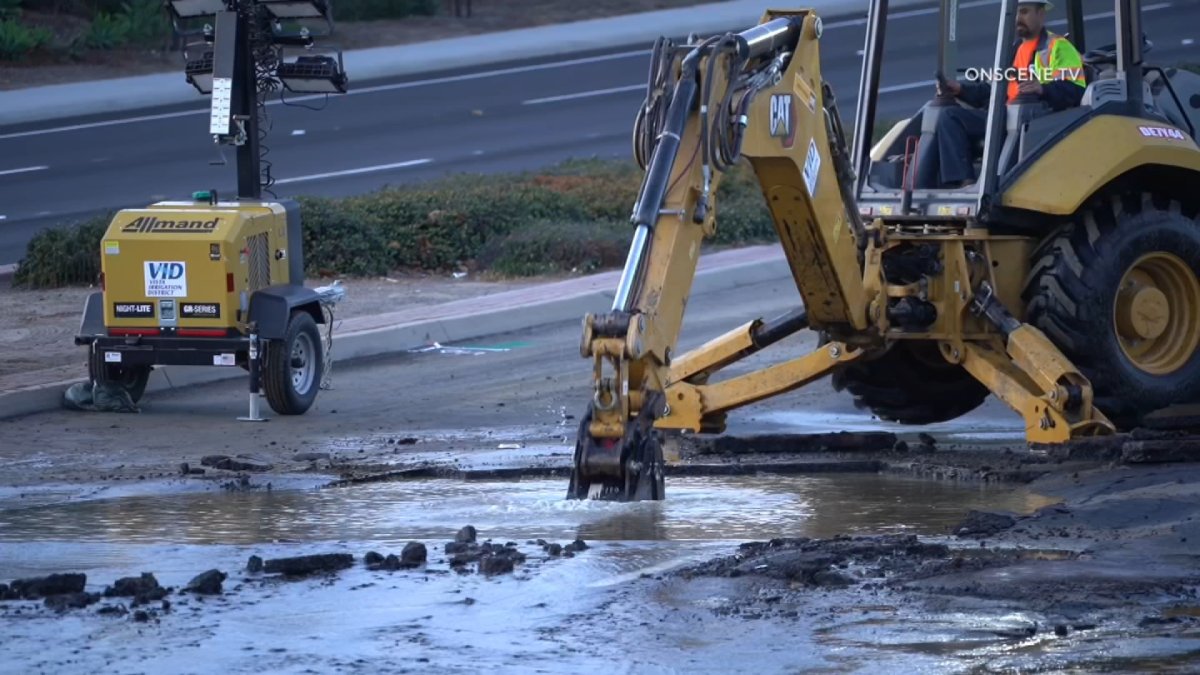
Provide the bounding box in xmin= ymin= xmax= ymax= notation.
xmin=144 ymin=261 xmax=187 ymax=298
xmin=769 ymin=93 xmax=796 ymax=148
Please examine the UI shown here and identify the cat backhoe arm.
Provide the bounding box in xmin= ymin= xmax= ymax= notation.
xmin=567 ymin=10 xmax=874 ymax=500
xmin=563 ymin=3 xmax=1121 ymax=504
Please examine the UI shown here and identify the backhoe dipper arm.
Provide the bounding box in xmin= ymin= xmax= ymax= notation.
xmin=568 ymin=10 xmax=871 ymax=501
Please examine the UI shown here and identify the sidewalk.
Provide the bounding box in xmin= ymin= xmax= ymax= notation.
xmin=0 ymin=245 xmax=792 ymax=420
xmin=0 ymin=0 xmax=922 ymax=127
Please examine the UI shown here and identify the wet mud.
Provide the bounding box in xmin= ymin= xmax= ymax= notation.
xmin=2 ymin=429 xmax=1199 ymax=672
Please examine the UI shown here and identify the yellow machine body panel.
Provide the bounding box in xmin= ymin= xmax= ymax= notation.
xmin=99 ymin=201 xmax=291 ymax=331
xmin=1000 ymin=115 xmax=1200 ymax=215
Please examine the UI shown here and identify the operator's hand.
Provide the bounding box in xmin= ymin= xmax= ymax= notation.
xmin=1018 ymin=79 xmax=1043 ymax=96
xmin=937 ymin=78 xmax=962 ymax=96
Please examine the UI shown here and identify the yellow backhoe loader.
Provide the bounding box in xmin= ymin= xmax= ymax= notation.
xmin=567 ymin=0 xmax=1200 ymax=501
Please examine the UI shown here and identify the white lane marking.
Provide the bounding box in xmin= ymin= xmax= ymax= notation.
xmin=1049 ymin=1 xmax=1171 ymax=26
xmin=1184 ymin=38 xmax=1194 ymax=45
xmin=0 ymin=2 xmax=978 ymax=140
xmin=821 ymin=0 xmax=996 ymax=28
xmin=0 ymin=50 xmax=648 ymax=141
xmin=0 ymin=215 xmax=7 ymax=220
xmin=1 ymin=0 xmax=1175 ymax=141
xmin=291 ymin=129 xmax=306 ymax=136
xmin=523 ymin=84 xmax=645 ymax=105
xmin=880 ymin=80 xmax=935 ymax=94
xmin=0 ymin=110 xmax=205 ymax=141
xmin=273 ymin=158 xmax=432 ymax=185
xmin=0 ymin=165 xmax=48 ymax=177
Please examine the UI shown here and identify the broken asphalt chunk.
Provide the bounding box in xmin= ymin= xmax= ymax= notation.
xmin=9 ymin=573 xmax=87 ymax=599
xmin=185 ymin=569 xmax=226 ymax=595
xmin=263 ymin=553 xmax=354 ymax=577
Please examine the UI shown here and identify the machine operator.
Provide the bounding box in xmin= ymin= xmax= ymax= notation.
xmin=916 ymin=0 xmax=1087 ymax=188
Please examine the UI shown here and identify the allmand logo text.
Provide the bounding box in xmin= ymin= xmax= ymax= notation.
xmin=961 ymin=66 xmax=1084 ymax=82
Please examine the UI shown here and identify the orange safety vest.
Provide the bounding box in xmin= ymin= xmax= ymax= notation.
xmin=1007 ymin=31 xmax=1071 ymax=102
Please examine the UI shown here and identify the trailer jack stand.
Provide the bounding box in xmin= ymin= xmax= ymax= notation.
xmin=238 ymin=326 xmax=268 ymax=423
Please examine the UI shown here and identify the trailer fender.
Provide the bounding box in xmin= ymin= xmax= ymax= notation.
xmin=247 ymin=285 xmax=325 ymax=340
xmin=76 ymin=291 xmax=105 ymax=343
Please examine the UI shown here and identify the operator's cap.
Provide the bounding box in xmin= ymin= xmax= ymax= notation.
xmin=1018 ymin=0 xmax=1053 ymax=7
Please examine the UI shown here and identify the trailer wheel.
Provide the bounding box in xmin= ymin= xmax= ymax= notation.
xmin=263 ymin=310 xmax=323 ymax=415
xmin=88 ymin=350 xmax=151 ymax=403
xmin=831 ymin=341 xmax=990 ymax=425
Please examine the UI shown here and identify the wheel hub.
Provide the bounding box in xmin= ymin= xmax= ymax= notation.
xmin=1113 ymin=252 xmax=1200 ymax=375
xmin=1116 ymin=282 xmax=1169 ymax=341
xmin=290 ymin=333 xmax=315 ymax=391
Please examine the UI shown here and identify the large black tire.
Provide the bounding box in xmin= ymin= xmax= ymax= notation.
xmin=88 ymin=350 xmax=151 ymax=403
xmin=831 ymin=341 xmax=990 ymax=425
xmin=263 ymin=310 xmax=324 ymax=415
xmin=1023 ymin=192 xmax=1200 ymax=429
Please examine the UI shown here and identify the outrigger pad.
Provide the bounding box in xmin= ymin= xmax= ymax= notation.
xmin=62 ymin=382 xmax=139 ymax=413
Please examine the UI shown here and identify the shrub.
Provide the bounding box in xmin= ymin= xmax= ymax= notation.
xmin=479 ymin=219 xmax=631 ymax=277
xmin=296 ymin=195 xmax=392 ymax=277
xmin=81 ymin=0 xmax=168 ymax=49
xmin=13 ymin=212 xmax=113 ymax=288
xmin=335 ymin=0 xmax=438 ymax=21
xmin=0 ymin=17 xmax=51 ymax=59
xmin=12 ymin=157 xmax=780 ymax=289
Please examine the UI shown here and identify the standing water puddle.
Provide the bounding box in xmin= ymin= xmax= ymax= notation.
xmin=0 ymin=473 xmax=1053 ymax=549
xmin=0 ymin=474 xmax=1079 ymax=673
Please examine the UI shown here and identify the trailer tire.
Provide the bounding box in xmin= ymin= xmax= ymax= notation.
xmin=831 ymin=341 xmax=990 ymax=425
xmin=88 ymin=351 xmax=151 ymax=404
xmin=263 ymin=310 xmax=323 ymax=415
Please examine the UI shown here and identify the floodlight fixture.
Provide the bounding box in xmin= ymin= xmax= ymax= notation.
xmin=167 ymin=0 xmax=226 ymax=20
xmin=258 ymin=0 xmax=329 ymax=20
xmin=277 ymin=54 xmax=348 ymax=94
xmin=186 ymin=50 xmax=215 ymax=94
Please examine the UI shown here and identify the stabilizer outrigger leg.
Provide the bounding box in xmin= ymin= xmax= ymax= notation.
xmin=957 ymin=281 xmax=1116 ymax=443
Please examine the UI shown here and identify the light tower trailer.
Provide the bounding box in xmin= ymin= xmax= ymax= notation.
xmin=73 ymin=0 xmax=349 ymax=418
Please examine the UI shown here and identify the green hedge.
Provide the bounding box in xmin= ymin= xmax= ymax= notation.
xmin=0 ymin=0 xmax=438 ymax=60
xmin=12 ymin=158 xmax=778 ymax=289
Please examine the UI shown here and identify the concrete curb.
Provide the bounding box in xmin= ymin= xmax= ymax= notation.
xmin=0 ymin=0 xmax=933 ymax=127
xmin=0 ymin=248 xmax=791 ymax=421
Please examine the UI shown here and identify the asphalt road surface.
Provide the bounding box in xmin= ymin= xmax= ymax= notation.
xmin=0 ymin=272 xmax=1022 ymax=488
xmin=1 ymin=0 xmax=1197 ymax=265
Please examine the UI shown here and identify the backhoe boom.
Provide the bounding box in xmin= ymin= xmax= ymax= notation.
xmin=567 ymin=6 xmax=1118 ymax=502
xmin=569 ymin=10 xmax=871 ymax=500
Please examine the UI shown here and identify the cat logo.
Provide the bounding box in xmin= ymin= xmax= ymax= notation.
xmin=769 ymin=93 xmax=796 ymax=148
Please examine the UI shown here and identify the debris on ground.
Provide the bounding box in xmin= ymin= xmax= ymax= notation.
xmin=103 ymin=572 xmax=170 ymax=605
xmin=200 ymin=455 xmax=274 ymax=472
xmin=952 ymin=510 xmax=1018 ymax=537
xmin=184 ymin=569 xmax=226 ymax=595
xmin=61 ymin=382 xmax=139 ymax=413
xmin=263 ymin=554 xmax=354 ymax=577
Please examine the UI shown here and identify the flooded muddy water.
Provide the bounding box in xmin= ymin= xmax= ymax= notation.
xmin=2 ymin=471 xmax=1194 ymax=673
xmin=0 ymin=473 xmax=1053 ymax=550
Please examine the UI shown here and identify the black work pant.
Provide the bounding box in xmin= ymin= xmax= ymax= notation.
xmin=915 ymin=106 xmax=987 ymax=188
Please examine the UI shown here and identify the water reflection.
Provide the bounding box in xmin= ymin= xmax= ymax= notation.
xmin=0 ymin=473 xmax=1057 ymax=547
